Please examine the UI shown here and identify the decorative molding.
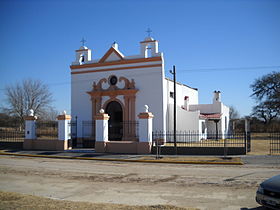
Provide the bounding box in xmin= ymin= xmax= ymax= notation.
xmin=140 ymin=40 xmax=157 ymax=44
xmin=70 ymin=56 xmax=162 ymax=70
xmin=89 ymin=76 xmax=138 ymax=141
xmin=71 ymin=64 xmax=162 ymax=75
xmin=138 ymin=112 xmax=154 ymax=119
xmin=24 ymin=116 xmax=37 ymax=121
xmin=57 ymin=115 xmax=71 ymax=120
xmin=94 ymin=113 xmax=110 ymax=120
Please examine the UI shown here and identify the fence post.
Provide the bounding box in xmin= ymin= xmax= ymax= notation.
xmin=24 ymin=109 xmax=37 ymax=140
xmin=137 ymin=105 xmax=154 ymax=154
xmin=57 ymin=111 xmax=71 ymax=141
xmin=94 ymin=109 xmax=109 ymax=153
xmin=23 ymin=109 xmax=37 ymax=150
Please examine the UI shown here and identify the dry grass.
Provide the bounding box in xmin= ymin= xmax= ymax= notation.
xmin=249 ymin=139 xmax=271 ymax=155
xmin=0 ymin=191 xmax=198 ymax=210
xmin=249 ymin=133 xmax=273 ymax=155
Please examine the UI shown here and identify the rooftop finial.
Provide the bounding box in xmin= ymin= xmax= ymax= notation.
xmin=80 ymin=37 xmax=86 ymax=46
xmin=146 ymin=28 xmax=152 ymax=37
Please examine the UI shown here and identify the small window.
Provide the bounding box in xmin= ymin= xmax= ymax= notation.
xmin=170 ymin=92 xmax=174 ymax=98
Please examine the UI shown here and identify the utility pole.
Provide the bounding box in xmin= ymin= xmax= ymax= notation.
xmin=170 ymin=65 xmax=177 ymax=155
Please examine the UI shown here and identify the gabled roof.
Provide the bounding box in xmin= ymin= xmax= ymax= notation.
xmin=99 ymin=47 xmax=124 ymax=63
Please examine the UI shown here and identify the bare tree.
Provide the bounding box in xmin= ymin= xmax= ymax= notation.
xmin=43 ymin=107 xmax=60 ymax=121
xmin=229 ymin=105 xmax=240 ymax=120
xmin=229 ymin=106 xmax=240 ymax=133
xmin=3 ymin=79 xmax=53 ymax=124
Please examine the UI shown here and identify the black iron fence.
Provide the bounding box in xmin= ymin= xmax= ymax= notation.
xmin=0 ymin=121 xmax=24 ymax=148
xmin=0 ymin=130 xmax=25 ymax=142
xmin=82 ymin=120 xmax=95 ymax=148
xmin=36 ymin=121 xmax=58 ymax=140
xmin=270 ymin=133 xmax=280 ymax=155
xmin=122 ymin=121 xmax=139 ymax=140
xmin=152 ymin=131 xmax=247 ymax=155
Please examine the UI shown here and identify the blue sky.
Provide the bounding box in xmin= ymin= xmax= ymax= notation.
xmin=0 ymin=0 xmax=279 ymax=117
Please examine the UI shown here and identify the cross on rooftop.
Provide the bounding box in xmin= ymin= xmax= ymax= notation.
xmin=80 ymin=37 xmax=86 ymax=46
xmin=146 ymin=28 xmax=152 ymax=37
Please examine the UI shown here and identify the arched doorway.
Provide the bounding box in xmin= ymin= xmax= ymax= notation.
xmin=105 ymin=101 xmax=123 ymax=141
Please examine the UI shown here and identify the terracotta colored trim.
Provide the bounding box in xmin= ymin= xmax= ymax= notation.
xmin=72 ymin=64 xmax=162 ymax=75
xmin=140 ymin=40 xmax=157 ymax=44
xmin=138 ymin=112 xmax=154 ymax=119
xmin=70 ymin=56 xmax=162 ymax=70
xmin=99 ymin=47 xmax=124 ymax=63
xmin=57 ymin=115 xmax=71 ymax=120
xmin=24 ymin=116 xmax=37 ymax=121
xmin=75 ymin=49 xmax=90 ymax=52
xmin=94 ymin=113 xmax=110 ymax=120
xmin=88 ymin=89 xmax=138 ymax=97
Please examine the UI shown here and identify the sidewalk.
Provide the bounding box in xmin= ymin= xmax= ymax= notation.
xmin=0 ymin=148 xmax=243 ymax=165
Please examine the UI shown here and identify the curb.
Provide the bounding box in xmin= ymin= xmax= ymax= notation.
xmin=0 ymin=152 xmax=243 ymax=165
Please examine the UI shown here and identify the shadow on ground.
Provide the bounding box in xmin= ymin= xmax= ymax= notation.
xmin=241 ymin=206 xmax=265 ymax=210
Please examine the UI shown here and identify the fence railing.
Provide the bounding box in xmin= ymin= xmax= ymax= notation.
xmin=0 ymin=121 xmax=25 ymax=143
xmin=36 ymin=121 xmax=58 ymax=140
xmin=152 ymin=131 xmax=246 ymax=148
xmin=270 ymin=133 xmax=280 ymax=155
xmin=0 ymin=130 xmax=25 ymax=142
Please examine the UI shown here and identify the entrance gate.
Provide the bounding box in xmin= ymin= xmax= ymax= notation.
xmin=106 ymin=101 xmax=123 ymax=141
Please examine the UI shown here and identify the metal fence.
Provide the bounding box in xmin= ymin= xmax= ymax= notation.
xmin=122 ymin=121 xmax=139 ymax=140
xmin=153 ymin=131 xmax=246 ymax=147
xmin=0 ymin=121 xmax=24 ymax=148
xmin=36 ymin=121 xmax=58 ymax=140
xmin=82 ymin=120 xmax=96 ymax=148
xmin=152 ymin=131 xmax=247 ymax=155
xmin=270 ymin=133 xmax=280 ymax=155
xmin=0 ymin=130 xmax=25 ymax=142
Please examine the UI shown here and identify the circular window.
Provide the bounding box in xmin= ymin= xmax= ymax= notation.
xmin=109 ymin=76 xmax=118 ymax=85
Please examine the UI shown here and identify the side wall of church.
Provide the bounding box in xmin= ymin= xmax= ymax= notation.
xmin=165 ymin=79 xmax=198 ymax=131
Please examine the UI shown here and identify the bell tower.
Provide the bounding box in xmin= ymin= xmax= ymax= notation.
xmin=74 ymin=38 xmax=92 ymax=65
xmin=140 ymin=29 xmax=160 ymax=58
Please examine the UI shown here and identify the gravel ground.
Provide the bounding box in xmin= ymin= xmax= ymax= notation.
xmin=0 ymin=155 xmax=279 ymax=210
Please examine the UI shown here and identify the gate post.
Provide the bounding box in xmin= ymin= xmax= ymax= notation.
xmin=57 ymin=111 xmax=71 ymax=141
xmin=57 ymin=111 xmax=71 ymax=150
xmin=137 ymin=105 xmax=154 ymax=154
xmin=23 ymin=109 xmax=37 ymax=149
xmin=24 ymin=109 xmax=37 ymax=140
xmin=95 ymin=109 xmax=109 ymax=153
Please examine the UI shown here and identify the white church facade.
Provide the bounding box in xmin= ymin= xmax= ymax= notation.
xmin=70 ymin=36 xmax=230 ymax=143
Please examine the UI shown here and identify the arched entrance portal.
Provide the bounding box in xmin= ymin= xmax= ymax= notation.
xmin=105 ymin=101 xmax=123 ymax=141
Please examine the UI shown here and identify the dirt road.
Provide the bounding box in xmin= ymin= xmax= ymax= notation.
xmin=0 ymin=155 xmax=279 ymax=210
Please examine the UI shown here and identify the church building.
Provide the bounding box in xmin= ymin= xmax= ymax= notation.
xmin=70 ymin=35 xmax=230 ymax=142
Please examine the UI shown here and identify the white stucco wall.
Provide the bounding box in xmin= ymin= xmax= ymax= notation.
xmin=71 ymin=61 xmax=166 ymax=138
xmin=165 ymin=78 xmax=198 ymax=106
xmin=166 ymin=104 xmax=201 ymax=132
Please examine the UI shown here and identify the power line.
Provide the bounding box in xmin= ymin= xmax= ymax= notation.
xmin=177 ymin=65 xmax=280 ymax=73
xmin=0 ymin=65 xmax=279 ymax=91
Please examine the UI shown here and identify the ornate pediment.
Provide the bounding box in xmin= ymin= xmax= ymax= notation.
xmin=88 ymin=76 xmax=138 ymax=97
